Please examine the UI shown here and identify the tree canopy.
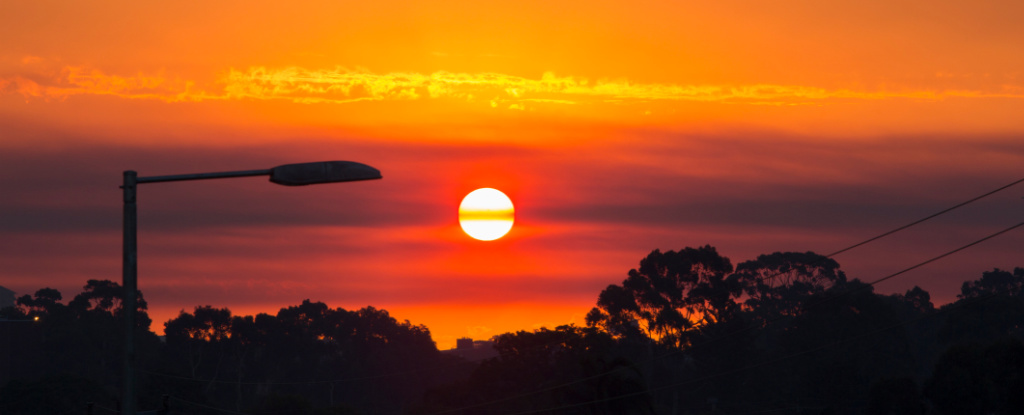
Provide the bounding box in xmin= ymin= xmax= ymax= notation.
xmin=3 ymin=248 xmax=1022 ymax=415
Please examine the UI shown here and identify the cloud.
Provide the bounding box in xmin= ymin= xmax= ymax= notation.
xmin=2 ymin=126 xmax=1021 ymax=344
xmin=6 ymin=59 xmax=1024 ymax=107
xmin=0 ymin=66 xmax=205 ymax=102
xmin=216 ymin=67 xmax=1024 ymax=105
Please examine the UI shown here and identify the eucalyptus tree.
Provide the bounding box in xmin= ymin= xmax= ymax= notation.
xmin=586 ymin=245 xmax=740 ymax=348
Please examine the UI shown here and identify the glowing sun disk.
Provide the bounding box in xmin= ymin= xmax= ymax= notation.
xmin=459 ymin=188 xmax=514 ymax=241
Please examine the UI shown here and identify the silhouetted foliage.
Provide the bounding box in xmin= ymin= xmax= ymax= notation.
xmin=251 ymin=393 xmax=358 ymax=415
xmin=958 ymin=267 xmax=1024 ymax=299
xmin=2 ymin=280 xmax=157 ymax=399
xmin=925 ymin=337 xmax=1024 ymax=415
xmin=734 ymin=251 xmax=846 ymax=321
xmin=900 ymin=286 xmax=935 ymax=314
xmin=587 ymin=245 xmax=740 ymax=348
xmin=157 ymin=300 xmax=447 ymax=414
xmin=866 ymin=377 xmax=926 ymax=415
xmin=16 ymin=287 xmax=63 ymax=316
xmin=751 ymin=281 xmax=915 ymax=413
xmin=0 ymin=374 xmax=116 ymax=415
xmin=417 ymin=325 xmax=654 ymax=415
xmin=4 ymin=251 xmax=1023 ymax=415
xmin=939 ymin=269 xmax=1024 ymax=344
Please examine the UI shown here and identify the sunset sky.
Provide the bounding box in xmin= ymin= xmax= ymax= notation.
xmin=2 ymin=0 xmax=1023 ymax=349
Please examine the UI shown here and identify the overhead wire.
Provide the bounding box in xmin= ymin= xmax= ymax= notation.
xmin=143 ymin=175 xmax=1024 ymax=414
xmin=5 ymin=177 xmax=1017 ymax=415
xmin=417 ymin=218 xmax=1024 ymax=415
xmin=864 ymin=221 xmax=1024 ymax=287
xmin=162 ymin=215 xmax=1018 ymax=415
xmin=824 ymin=175 xmax=1024 ymax=257
xmin=415 ymin=187 xmax=1024 ymax=414
xmin=666 ymin=178 xmax=1024 ymax=349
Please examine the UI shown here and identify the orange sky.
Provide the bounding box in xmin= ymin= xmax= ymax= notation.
xmin=2 ymin=0 xmax=1024 ymax=348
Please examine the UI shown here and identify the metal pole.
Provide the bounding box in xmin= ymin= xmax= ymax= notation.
xmin=122 ymin=171 xmax=137 ymax=415
xmin=115 ymin=161 xmax=377 ymax=415
xmin=137 ymin=169 xmax=271 ymax=184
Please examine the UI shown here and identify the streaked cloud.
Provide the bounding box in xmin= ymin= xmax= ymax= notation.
xmin=1 ymin=66 xmax=204 ymax=102
xmin=5 ymin=60 xmax=1024 ymax=107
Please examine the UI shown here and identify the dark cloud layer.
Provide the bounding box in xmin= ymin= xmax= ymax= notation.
xmin=2 ymin=128 xmax=1022 ymax=338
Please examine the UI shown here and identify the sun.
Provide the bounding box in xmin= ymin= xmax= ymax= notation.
xmin=459 ymin=188 xmax=515 ymax=241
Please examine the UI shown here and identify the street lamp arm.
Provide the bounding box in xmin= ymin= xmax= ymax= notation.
xmin=134 ymin=161 xmax=382 ymax=186
xmin=137 ymin=169 xmax=272 ymax=184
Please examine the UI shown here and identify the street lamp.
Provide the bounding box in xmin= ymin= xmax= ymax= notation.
xmin=121 ymin=161 xmax=381 ymax=415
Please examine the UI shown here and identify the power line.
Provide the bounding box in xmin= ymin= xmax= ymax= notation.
xmin=826 ymin=175 xmax=1024 ymax=257
xmin=147 ymin=178 xmax=1024 ymax=414
xmin=421 ymin=220 xmax=1024 ymax=415
xmin=703 ymin=220 xmax=1024 ymax=350
xmin=713 ymin=176 xmax=1024 ymax=338
xmin=865 ymin=221 xmax=1024 ymax=287
xmin=748 ymin=175 xmax=1024 ymax=289
xmin=119 ymin=215 xmax=1024 ymax=415
xmin=137 ymin=222 xmax=1021 ymax=415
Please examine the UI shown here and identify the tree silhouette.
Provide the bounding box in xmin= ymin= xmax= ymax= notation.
xmin=866 ymin=377 xmax=926 ymax=415
xmin=756 ymin=281 xmax=917 ymax=413
xmin=159 ymin=299 xmax=444 ymax=414
xmin=5 ymin=254 xmax=1023 ymax=415
xmin=15 ymin=288 xmax=64 ymax=318
xmin=732 ymin=251 xmax=846 ymax=321
xmin=958 ymin=267 xmax=1024 ymax=299
xmin=417 ymin=325 xmax=653 ymax=415
xmin=0 ymin=375 xmax=116 ymax=415
xmin=901 ymin=286 xmax=934 ymax=314
xmin=586 ymin=245 xmax=739 ymax=347
xmin=925 ymin=338 xmax=1024 ymax=415
xmin=1 ymin=280 xmax=160 ymax=414
xmin=940 ymin=268 xmax=1024 ymax=343
xmin=164 ymin=305 xmax=235 ymax=394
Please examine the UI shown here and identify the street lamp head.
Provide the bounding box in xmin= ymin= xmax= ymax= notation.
xmin=269 ymin=161 xmax=382 ymax=186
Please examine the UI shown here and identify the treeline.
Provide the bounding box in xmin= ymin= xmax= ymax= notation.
xmin=2 ymin=245 xmax=1023 ymax=415
xmin=422 ymin=247 xmax=1024 ymax=414
xmin=0 ymin=285 xmax=469 ymax=414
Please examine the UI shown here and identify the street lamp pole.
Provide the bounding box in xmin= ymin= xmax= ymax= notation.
xmin=120 ymin=161 xmax=381 ymax=415
xmin=122 ymin=171 xmax=138 ymax=415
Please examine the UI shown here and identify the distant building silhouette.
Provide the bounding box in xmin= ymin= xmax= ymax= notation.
xmin=443 ymin=337 xmax=498 ymax=361
xmin=0 ymin=286 xmax=13 ymax=309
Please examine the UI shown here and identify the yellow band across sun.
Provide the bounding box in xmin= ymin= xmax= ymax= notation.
xmin=457 ymin=208 xmax=514 ymax=221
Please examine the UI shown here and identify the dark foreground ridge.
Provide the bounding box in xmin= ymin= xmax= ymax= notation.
xmin=3 ymin=247 xmax=1023 ymax=415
